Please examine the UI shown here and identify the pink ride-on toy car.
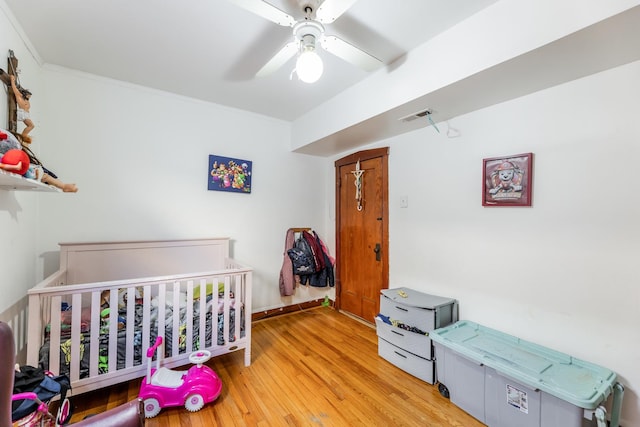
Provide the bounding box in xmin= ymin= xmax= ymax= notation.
xmin=139 ymin=336 xmax=223 ymax=418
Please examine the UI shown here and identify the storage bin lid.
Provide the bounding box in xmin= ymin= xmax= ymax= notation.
xmin=430 ymin=320 xmax=617 ymax=409
xmin=381 ymin=287 xmax=456 ymax=309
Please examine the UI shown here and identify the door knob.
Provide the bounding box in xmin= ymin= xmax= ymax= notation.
xmin=374 ymin=243 xmax=381 ymax=261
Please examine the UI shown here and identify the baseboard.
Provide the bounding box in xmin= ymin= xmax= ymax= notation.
xmin=252 ymin=298 xmax=334 ymax=322
xmin=338 ymin=310 xmax=376 ymax=329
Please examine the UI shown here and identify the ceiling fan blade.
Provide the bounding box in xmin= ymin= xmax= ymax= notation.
xmin=321 ymin=35 xmax=382 ymax=72
xmin=227 ymin=0 xmax=295 ymax=27
xmin=315 ymin=0 xmax=359 ymax=23
xmin=256 ymin=41 xmax=298 ymax=77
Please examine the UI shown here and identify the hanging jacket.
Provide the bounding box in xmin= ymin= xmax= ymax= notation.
xmin=287 ymin=234 xmax=315 ymax=274
xmin=298 ymin=232 xmax=335 ymax=288
xmin=314 ymin=231 xmax=335 ymax=288
xmin=279 ymin=229 xmax=296 ymax=296
xmin=316 ymin=231 xmax=335 ymax=266
xmin=302 ymin=231 xmax=325 ymax=272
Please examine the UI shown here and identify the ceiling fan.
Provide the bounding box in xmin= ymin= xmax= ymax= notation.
xmin=227 ymin=0 xmax=383 ymax=83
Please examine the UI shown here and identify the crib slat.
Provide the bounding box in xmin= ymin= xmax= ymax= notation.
xmin=107 ymin=289 xmax=118 ymax=373
xmin=26 ymin=293 xmax=42 ymax=367
xmin=223 ymin=275 xmax=230 ymax=345
xmin=232 ymin=276 xmax=240 ymax=345
xmin=69 ymin=293 xmax=82 ymax=382
xmin=88 ymin=291 xmax=101 ymax=378
xmin=198 ymin=278 xmax=207 ymax=350
xmin=171 ymin=281 xmax=180 ymax=357
xmin=185 ymin=280 xmax=194 ymax=353
xmin=157 ymin=283 xmax=166 ymax=346
xmin=244 ymin=269 xmax=252 ymax=366
xmin=212 ymin=279 xmax=219 ymax=348
xmin=125 ymin=287 xmax=135 ymax=367
xmin=142 ymin=285 xmax=152 ymax=360
xmin=49 ymin=296 xmax=62 ymax=376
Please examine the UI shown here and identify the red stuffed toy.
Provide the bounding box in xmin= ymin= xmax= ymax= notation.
xmin=0 ymin=148 xmax=30 ymax=175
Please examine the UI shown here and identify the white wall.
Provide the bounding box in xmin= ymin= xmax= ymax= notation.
xmin=0 ymin=3 xmax=43 ymax=315
xmin=343 ymin=60 xmax=639 ymax=425
xmin=33 ymin=66 xmax=334 ymax=312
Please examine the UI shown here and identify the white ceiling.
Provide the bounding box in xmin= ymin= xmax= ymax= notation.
xmin=3 ymin=0 xmax=499 ymax=122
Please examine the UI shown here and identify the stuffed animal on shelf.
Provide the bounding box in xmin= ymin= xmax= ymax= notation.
xmin=0 ymin=127 xmax=78 ymax=192
xmin=0 ymin=129 xmax=29 ymax=175
xmin=0 ymin=129 xmax=20 ymax=152
xmin=0 ymin=148 xmax=30 ymax=175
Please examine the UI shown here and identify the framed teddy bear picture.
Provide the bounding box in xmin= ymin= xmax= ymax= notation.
xmin=482 ymin=153 xmax=533 ymax=207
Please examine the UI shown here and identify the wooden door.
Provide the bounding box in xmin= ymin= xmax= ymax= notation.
xmin=335 ymin=148 xmax=389 ymax=323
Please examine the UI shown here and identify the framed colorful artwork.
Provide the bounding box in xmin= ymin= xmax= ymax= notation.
xmin=208 ymin=154 xmax=252 ymax=193
xmin=482 ymin=153 xmax=533 ymax=207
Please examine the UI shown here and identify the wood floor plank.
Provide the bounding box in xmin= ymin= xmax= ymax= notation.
xmin=66 ymin=308 xmax=485 ymax=426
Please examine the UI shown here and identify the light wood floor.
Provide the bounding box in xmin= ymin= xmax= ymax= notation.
xmin=67 ymin=307 xmax=484 ymax=426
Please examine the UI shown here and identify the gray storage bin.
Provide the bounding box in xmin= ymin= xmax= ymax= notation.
xmin=431 ymin=320 xmax=622 ymax=427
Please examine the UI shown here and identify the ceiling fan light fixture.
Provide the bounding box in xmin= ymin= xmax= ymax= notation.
xmin=296 ymin=46 xmax=323 ymax=83
xmin=293 ymin=22 xmax=325 ymax=84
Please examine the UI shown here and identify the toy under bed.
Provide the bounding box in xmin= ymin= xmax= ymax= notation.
xmin=26 ymin=238 xmax=252 ymax=396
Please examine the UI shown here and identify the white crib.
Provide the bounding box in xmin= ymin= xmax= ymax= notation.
xmin=26 ymin=238 xmax=252 ymax=395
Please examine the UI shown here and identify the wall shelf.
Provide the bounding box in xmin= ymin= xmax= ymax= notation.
xmin=0 ymin=169 xmax=60 ymax=192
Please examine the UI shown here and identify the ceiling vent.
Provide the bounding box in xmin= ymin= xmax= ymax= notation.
xmin=399 ymin=108 xmax=433 ymax=123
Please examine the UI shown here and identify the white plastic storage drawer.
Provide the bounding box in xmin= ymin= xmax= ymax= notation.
xmin=380 ymin=288 xmax=457 ymax=332
xmin=375 ymin=317 xmax=432 ymax=359
xmin=378 ymin=337 xmax=435 ymax=384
